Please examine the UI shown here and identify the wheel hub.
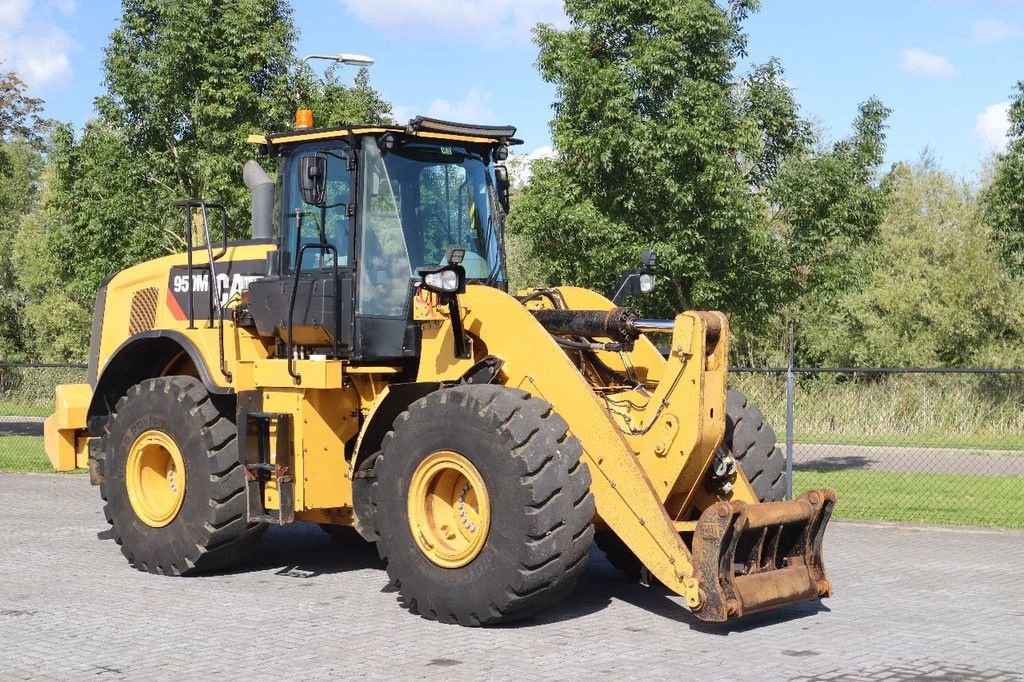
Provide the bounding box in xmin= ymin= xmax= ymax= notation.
xmin=125 ymin=429 xmax=187 ymax=528
xmin=407 ymin=450 xmax=490 ymax=568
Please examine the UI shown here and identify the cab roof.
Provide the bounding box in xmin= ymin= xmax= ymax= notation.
xmin=247 ymin=116 xmax=522 ymax=151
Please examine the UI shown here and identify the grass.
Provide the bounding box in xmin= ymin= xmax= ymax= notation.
xmin=795 ymin=469 xmax=1023 ymax=529
xmin=732 ymin=372 xmax=1024 ymax=452
xmin=0 ymin=436 xmax=55 ymax=473
xmin=0 ymin=365 xmax=88 ymax=417
xmin=0 ymin=401 xmax=51 ymax=417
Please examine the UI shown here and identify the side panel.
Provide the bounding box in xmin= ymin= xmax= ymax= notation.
xmin=87 ymin=273 xmax=115 ymax=387
xmin=166 ymin=258 xmax=267 ymax=324
xmin=93 ymin=242 xmax=275 ymax=393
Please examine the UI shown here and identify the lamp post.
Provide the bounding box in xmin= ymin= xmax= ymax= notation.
xmin=301 ymin=53 xmax=375 ymax=67
xmin=294 ymin=53 xmax=376 ymax=129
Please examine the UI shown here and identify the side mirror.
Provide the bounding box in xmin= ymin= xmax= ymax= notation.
xmin=299 ymin=154 xmax=327 ymax=206
xmin=494 ymin=165 xmax=511 ymax=213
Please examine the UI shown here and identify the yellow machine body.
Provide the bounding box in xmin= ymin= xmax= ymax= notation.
xmin=46 ymin=124 xmax=833 ymax=623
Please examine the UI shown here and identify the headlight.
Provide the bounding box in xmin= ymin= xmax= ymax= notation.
xmin=639 ymin=273 xmax=655 ymax=293
xmin=424 ymin=268 xmax=461 ymax=293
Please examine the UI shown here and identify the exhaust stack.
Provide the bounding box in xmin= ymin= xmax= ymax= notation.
xmin=243 ymin=160 xmax=274 ymax=240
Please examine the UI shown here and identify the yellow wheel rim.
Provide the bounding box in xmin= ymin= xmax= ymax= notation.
xmin=125 ymin=430 xmax=186 ymax=528
xmin=407 ymin=450 xmax=490 ymax=568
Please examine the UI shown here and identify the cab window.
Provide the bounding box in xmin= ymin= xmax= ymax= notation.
xmin=282 ymin=143 xmax=352 ymax=271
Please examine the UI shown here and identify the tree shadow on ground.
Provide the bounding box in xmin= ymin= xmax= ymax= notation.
xmin=0 ymin=421 xmax=43 ymax=436
xmin=795 ymin=455 xmax=873 ymax=471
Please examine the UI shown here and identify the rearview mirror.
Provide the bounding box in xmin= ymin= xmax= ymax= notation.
xmin=299 ymin=154 xmax=327 ymax=206
xmin=494 ymin=165 xmax=511 ymax=213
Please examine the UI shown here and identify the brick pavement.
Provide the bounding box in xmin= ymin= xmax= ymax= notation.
xmin=1 ymin=473 xmax=1022 ymax=680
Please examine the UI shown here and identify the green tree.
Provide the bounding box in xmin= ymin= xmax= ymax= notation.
xmin=510 ymin=0 xmax=810 ymax=343
xmin=762 ymin=98 xmax=892 ymax=364
xmin=12 ymin=162 xmax=93 ymax=361
xmin=0 ymin=68 xmax=47 ymax=146
xmin=981 ymin=81 xmax=1024 ymax=276
xmin=97 ymin=0 xmax=393 ymax=243
xmin=18 ymin=0 xmax=393 ymax=361
xmin=47 ymin=121 xmax=168 ymax=307
xmin=0 ymin=68 xmax=48 ymax=359
xmin=97 ymin=0 xmax=301 ymax=242
xmin=300 ymin=65 xmax=394 ymax=128
xmin=801 ymin=160 xmax=1024 ymax=368
xmin=768 ymin=98 xmax=891 ymax=300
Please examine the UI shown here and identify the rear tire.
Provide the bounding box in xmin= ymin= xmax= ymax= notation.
xmin=372 ymin=385 xmax=595 ymax=626
xmin=596 ymin=388 xmax=784 ymax=578
xmin=99 ymin=376 xmax=265 ymax=575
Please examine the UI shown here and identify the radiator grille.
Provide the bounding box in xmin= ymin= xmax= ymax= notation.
xmin=128 ymin=287 xmax=159 ymax=335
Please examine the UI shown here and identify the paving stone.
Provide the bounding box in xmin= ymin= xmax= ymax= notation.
xmin=0 ymin=473 xmax=1021 ymax=680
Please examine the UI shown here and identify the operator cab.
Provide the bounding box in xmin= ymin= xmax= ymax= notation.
xmin=243 ymin=117 xmax=519 ymax=366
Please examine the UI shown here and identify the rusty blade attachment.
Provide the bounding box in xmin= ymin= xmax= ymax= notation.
xmin=690 ymin=488 xmax=836 ymax=622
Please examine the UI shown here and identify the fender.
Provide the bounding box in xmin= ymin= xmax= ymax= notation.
xmin=86 ymin=330 xmax=230 ymax=435
xmin=348 ymin=381 xmax=442 ymax=540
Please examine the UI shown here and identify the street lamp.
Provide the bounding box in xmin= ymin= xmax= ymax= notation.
xmin=301 ymin=53 xmax=375 ymax=67
xmin=294 ymin=52 xmax=376 ymax=129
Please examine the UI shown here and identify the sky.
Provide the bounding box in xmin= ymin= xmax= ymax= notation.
xmin=2 ymin=0 xmax=1023 ymax=178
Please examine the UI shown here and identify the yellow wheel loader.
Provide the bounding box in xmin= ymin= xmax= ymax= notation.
xmin=45 ymin=114 xmax=835 ymax=625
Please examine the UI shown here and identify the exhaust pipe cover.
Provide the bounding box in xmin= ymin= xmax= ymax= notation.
xmin=243 ymin=160 xmax=274 ymax=241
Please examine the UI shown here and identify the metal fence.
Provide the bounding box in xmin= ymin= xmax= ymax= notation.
xmin=731 ymin=367 xmax=1024 ymax=529
xmin=0 ymin=363 xmax=87 ymax=472
xmin=2 ymin=361 xmax=1022 ymax=528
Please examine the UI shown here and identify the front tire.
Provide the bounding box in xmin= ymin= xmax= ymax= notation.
xmin=372 ymin=385 xmax=595 ymax=626
xmin=99 ymin=376 xmax=265 ymax=575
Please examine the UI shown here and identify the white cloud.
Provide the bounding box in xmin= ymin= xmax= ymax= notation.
xmin=507 ymin=145 xmax=556 ymax=188
xmin=395 ymin=89 xmax=498 ymax=125
xmin=0 ymin=0 xmax=33 ymax=30
xmin=15 ymin=30 xmax=71 ymax=85
xmin=972 ymin=19 xmax=1019 ymax=43
xmin=390 ymin=104 xmax=417 ymax=125
xmin=425 ymin=89 xmax=496 ymax=122
xmin=0 ymin=0 xmax=76 ymax=89
xmin=898 ymin=48 xmax=959 ymax=79
xmin=340 ymin=0 xmax=567 ymax=41
xmin=527 ymin=145 xmax=554 ymax=160
xmin=975 ymin=102 xmax=1011 ymax=152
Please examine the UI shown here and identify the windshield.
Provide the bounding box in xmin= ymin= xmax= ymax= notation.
xmin=358 ymin=139 xmax=505 ymax=317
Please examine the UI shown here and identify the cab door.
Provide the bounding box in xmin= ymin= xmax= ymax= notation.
xmin=246 ymin=141 xmax=356 ymax=353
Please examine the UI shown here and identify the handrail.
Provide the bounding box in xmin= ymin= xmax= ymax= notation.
xmin=286 ymin=241 xmax=340 ymax=384
xmin=172 ymin=198 xmax=232 ymax=379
